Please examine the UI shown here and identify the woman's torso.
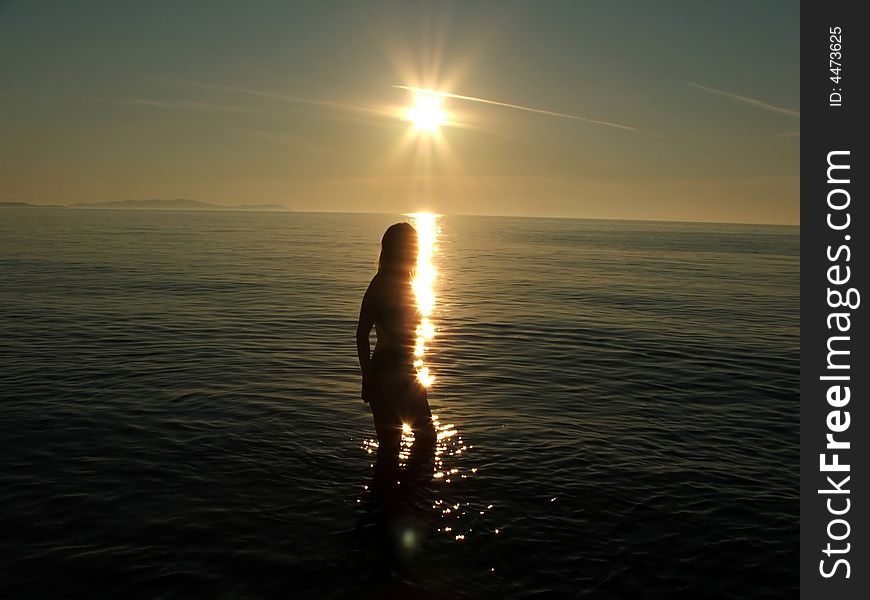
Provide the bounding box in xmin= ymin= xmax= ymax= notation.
xmin=372 ymin=273 xmax=418 ymax=358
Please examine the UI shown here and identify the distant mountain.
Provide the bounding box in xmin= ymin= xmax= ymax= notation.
xmin=0 ymin=201 xmax=66 ymax=208
xmin=69 ymin=199 xmax=289 ymax=211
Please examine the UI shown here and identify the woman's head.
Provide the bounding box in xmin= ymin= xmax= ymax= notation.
xmin=378 ymin=222 xmax=418 ymax=275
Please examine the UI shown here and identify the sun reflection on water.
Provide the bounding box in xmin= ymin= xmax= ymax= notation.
xmin=407 ymin=212 xmax=438 ymax=388
xmin=398 ymin=422 xmax=415 ymax=466
xmin=356 ymin=214 xmax=499 ymax=556
xmin=359 ymin=413 xmax=488 ymax=543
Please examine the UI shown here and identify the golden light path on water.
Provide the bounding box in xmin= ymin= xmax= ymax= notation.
xmin=358 ymin=213 xmax=496 ymax=550
xmin=407 ymin=212 xmax=438 ymax=388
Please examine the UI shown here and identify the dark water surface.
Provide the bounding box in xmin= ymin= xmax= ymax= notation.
xmin=0 ymin=208 xmax=799 ymax=598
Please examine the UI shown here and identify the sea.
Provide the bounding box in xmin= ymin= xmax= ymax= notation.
xmin=0 ymin=207 xmax=799 ymax=598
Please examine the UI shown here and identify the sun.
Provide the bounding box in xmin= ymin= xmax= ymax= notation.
xmin=405 ymin=92 xmax=447 ymax=132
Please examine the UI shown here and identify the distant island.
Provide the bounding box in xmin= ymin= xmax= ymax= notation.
xmin=1 ymin=199 xmax=290 ymax=211
xmin=70 ymin=199 xmax=290 ymax=211
xmin=0 ymin=201 xmax=66 ymax=208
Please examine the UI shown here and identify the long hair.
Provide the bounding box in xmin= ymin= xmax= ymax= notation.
xmin=378 ymin=222 xmax=418 ymax=276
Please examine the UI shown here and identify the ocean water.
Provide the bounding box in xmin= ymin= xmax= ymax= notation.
xmin=0 ymin=208 xmax=799 ymax=598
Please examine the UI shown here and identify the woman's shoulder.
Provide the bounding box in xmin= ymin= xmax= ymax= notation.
xmin=365 ymin=273 xmax=387 ymax=299
xmin=366 ymin=271 xmax=406 ymax=302
xmin=369 ymin=271 xmax=400 ymax=287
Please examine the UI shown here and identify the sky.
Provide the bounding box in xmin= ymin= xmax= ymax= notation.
xmin=0 ymin=1 xmax=800 ymax=224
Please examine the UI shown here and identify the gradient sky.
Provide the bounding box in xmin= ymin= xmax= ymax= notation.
xmin=0 ymin=1 xmax=799 ymax=224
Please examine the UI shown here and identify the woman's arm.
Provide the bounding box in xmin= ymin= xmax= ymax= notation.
xmin=356 ymin=277 xmax=378 ymax=402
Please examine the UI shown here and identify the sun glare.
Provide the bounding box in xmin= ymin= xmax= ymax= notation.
xmin=405 ymin=92 xmax=447 ymax=132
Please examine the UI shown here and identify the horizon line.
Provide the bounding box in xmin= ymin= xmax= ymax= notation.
xmin=1 ymin=201 xmax=799 ymax=227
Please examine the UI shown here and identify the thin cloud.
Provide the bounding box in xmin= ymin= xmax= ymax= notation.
xmin=394 ymin=85 xmax=645 ymax=134
xmin=686 ymin=82 xmax=799 ymax=118
xmin=1 ymin=93 xmax=256 ymax=116
xmin=168 ymin=80 xmax=659 ymax=136
xmin=178 ymin=80 xmax=391 ymax=120
xmin=120 ymin=98 xmax=258 ymax=114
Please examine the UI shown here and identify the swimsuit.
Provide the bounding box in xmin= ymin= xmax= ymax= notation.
xmin=371 ymin=345 xmax=416 ymax=377
xmin=368 ymin=346 xmax=433 ymax=444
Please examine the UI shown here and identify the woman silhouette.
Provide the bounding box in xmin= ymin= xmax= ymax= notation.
xmin=357 ymin=223 xmax=435 ymax=453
